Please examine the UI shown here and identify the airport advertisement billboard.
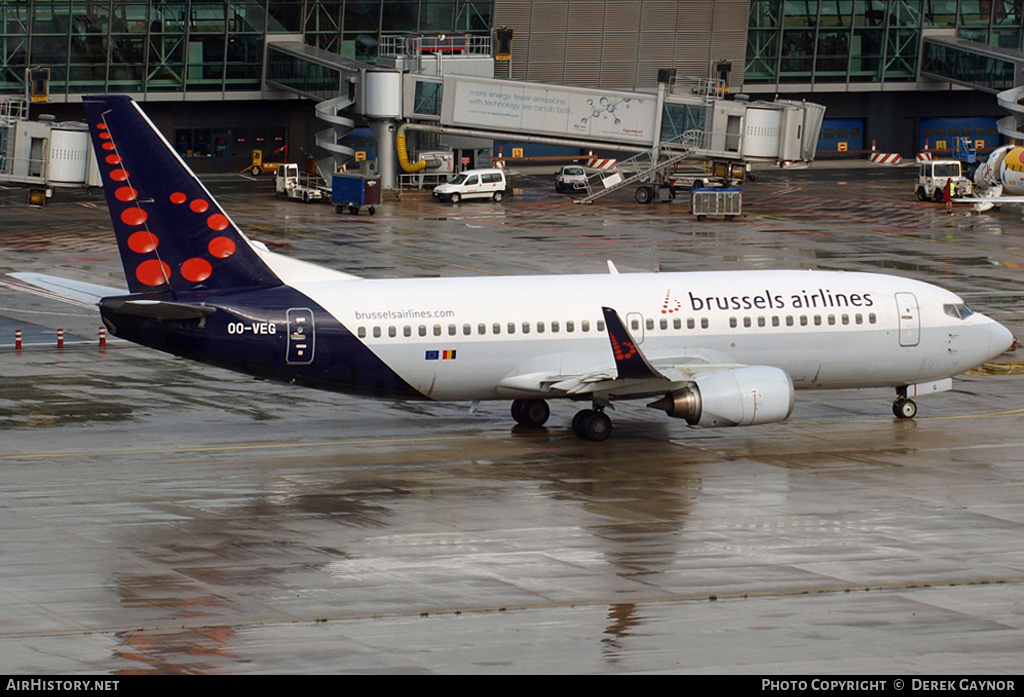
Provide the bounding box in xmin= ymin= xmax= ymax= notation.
xmin=442 ymin=76 xmax=657 ymax=145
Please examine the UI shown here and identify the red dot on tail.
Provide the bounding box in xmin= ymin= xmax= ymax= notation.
xmin=110 ymin=170 xmax=129 ymax=182
xmin=170 ymin=192 xmax=187 ymax=204
xmin=121 ymin=208 xmax=148 ymax=227
xmin=190 ymin=199 xmax=209 ymax=213
xmin=136 ymin=259 xmax=170 ymax=286
xmin=181 ymin=258 xmax=213 ymax=283
xmin=115 ymin=186 xmax=137 ymax=202
xmin=127 ymin=230 xmax=159 ymax=253
xmin=207 ymin=213 xmax=229 ymax=231
xmin=105 ymin=154 xmax=121 ymax=165
xmin=208 ymin=236 xmax=236 ymax=258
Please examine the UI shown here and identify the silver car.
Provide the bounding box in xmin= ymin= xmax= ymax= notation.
xmin=555 ymin=165 xmax=587 ymax=193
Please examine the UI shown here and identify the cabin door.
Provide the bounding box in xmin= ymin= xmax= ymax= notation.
xmin=895 ymin=293 xmax=920 ymax=347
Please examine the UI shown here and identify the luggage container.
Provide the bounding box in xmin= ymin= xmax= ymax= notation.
xmin=690 ymin=187 xmax=742 ymax=220
xmin=332 ymin=173 xmax=382 ymax=214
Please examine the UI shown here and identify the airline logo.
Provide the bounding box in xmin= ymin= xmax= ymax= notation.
xmin=425 ymin=350 xmax=457 ymax=361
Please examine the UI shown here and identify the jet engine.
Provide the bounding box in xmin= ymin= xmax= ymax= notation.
xmin=647 ymin=366 xmax=794 ymax=428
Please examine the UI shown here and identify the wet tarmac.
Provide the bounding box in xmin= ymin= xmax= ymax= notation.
xmin=2 ymin=164 xmax=1024 ymax=674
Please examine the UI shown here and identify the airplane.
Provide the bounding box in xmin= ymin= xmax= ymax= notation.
xmin=7 ymin=94 xmax=1016 ymax=441
xmin=955 ymin=144 xmax=1024 ymax=211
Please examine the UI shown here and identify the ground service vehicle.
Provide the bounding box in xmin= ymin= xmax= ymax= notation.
xmin=916 ymin=159 xmax=973 ymax=201
xmin=555 ymin=165 xmax=587 ymax=193
xmin=433 ymin=168 xmax=509 ymax=203
xmin=275 ymin=163 xmax=325 ymax=203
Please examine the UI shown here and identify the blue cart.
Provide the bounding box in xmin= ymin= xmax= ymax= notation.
xmin=332 ymin=174 xmax=382 ymax=215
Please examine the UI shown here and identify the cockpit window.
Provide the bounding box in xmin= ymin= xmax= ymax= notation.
xmin=944 ymin=303 xmax=974 ymax=320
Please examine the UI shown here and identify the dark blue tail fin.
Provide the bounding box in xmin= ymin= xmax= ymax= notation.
xmin=83 ymin=94 xmax=281 ymax=295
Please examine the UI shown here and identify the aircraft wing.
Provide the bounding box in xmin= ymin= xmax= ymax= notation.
xmin=2 ymin=272 xmax=125 ymax=307
xmin=498 ymin=358 xmax=745 ymax=400
xmin=498 ymin=306 xmax=745 ymax=402
xmin=954 ymin=196 xmax=1024 ymax=203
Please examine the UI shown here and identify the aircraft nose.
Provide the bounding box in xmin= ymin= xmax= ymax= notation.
xmin=990 ymin=320 xmax=1015 ymax=359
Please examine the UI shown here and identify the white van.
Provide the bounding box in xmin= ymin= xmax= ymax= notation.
xmin=433 ymin=168 xmax=509 ymax=203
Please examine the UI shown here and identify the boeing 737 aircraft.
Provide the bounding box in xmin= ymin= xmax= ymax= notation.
xmin=9 ymin=95 xmax=1015 ymax=440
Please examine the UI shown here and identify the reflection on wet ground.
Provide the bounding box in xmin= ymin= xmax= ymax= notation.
xmin=1 ymin=164 xmax=1023 ymax=673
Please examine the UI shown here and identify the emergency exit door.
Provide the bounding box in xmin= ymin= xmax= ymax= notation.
xmin=895 ymin=293 xmax=920 ymax=347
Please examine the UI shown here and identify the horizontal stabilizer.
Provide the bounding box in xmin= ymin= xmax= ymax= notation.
xmin=101 ymin=297 xmax=217 ymax=321
xmin=4 ymin=272 xmax=126 ymax=307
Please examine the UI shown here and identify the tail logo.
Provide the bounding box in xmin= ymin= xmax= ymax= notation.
xmin=96 ymin=127 xmax=238 ymax=287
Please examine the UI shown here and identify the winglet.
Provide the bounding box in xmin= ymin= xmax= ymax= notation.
xmin=601 ymin=307 xmax=663 ymax=380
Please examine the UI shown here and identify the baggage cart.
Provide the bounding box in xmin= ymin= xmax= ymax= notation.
xmin=691 ymin=187 xmax=742 ymax=220
xmin=332 ymin=174 xmax=381 ymax=215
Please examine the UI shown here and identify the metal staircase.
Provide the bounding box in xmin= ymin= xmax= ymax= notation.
xmin=574 ymin=130 xmax=705 ymax=204
xmin=314 ymin=94 xmax=357 ymax=182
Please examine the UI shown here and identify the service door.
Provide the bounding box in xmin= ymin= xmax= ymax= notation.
xmin=895 ymin=292 xmax=920 ymax=347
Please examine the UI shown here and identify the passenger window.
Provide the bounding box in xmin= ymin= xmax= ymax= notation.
xmin=478 ymin=323 xmax=486 ymax=335
xmin=419 ymin=325 xmax=427 ymax=336
xmin=687 ymin=318 xmax=695 ymax=329
xmin=373 ymin=326 xmax=381 ymax=338
xmin=463 ymin=323 xmax=471 ymax=336
xmin=522 ymin=322 xmax=530 ymax=334
xmin=551 ymin=321 xmax=559 ymax=333
xmin=582 ymin=320 xmax=590 ymax=332
xmin=403 ymin=326 xmax=412 ymax=337
xmin=448 ymin=324 xmax=456 ymax=336
xmin=493 ymin=323 xmax=501 ymax=334
xmin=646 ymin=319 xmax=654 ymax=330
xmin=566 ymin=321 xmax=575 ymax=333
xmin=358 ymin=327 xmax=366 ymax=338
xmin=869 ymin=313 xmax=877 ymax=324
xmin=507 ymin=322 xmax=516 ymax=334
xmin=597 ymin=321 xmax=606 ymax=332
xmin=700 ymin=318 xmax=708 ymax=329
xmin=729 ymin=317 xmax=737 ymax=328
xmin=536 ymin=322 xmax=545 ymax=333
xmin=389 ymin=326 xmax=397 ymax=337
xmin=434 ymin=325 xmax=442 ymax=336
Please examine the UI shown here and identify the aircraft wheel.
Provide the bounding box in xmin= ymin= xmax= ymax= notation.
xmin=572 ymin=409 xmax=611 ymax=441
xmin=512 ymin=399 xmax=549 ymax=426
xmin=635 ymin=186 xmax=654 ymax=204
xmin=893 ymin=398 xmax=917 ymax=419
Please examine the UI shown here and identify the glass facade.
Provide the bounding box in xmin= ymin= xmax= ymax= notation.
xmin=745 ymin=0 xmax=1024 ymax=87
xmin=0 ymin=0 xmax=493 ymax=97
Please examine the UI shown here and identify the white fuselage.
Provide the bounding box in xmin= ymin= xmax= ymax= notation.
xmin=292 ymin=269 xmax=1008 ymax=401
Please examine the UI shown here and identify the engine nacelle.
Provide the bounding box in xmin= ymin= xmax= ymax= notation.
xmin=647 ymin=366 xmax=794 ymax=428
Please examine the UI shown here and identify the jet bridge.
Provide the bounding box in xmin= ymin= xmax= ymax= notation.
xmin=265 ymin=34 xmax=825 ymax=191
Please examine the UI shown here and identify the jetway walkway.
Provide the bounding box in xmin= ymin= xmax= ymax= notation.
xmin=263 ymin=35 xmax=825 ymax=191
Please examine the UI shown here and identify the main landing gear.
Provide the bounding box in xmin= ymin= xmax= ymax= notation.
xmin=893 ymin=387 xmax=918 ymax=419
xmin=510 ymin=399 xmax=612 ymax=441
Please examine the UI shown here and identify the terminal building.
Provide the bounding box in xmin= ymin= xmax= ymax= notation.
xmin=1 ymin=1 xmax=1022 ymax=190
